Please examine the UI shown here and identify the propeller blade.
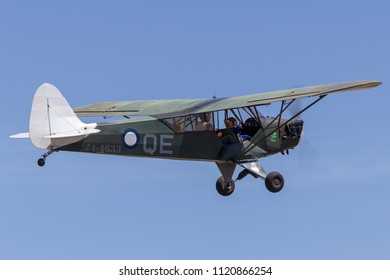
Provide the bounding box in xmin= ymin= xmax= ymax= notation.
xmin=288 ymin=100 xmax=319 ymax=165
xmin=289 ymin=99 xmax=303 ymax=120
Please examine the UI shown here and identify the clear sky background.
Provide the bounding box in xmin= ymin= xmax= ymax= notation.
xmin=1 ymin=0 xmax=389 ymax=259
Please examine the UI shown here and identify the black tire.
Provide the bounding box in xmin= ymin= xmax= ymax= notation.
xmin=216 ymin=176 xmax=235 ymax=196
xmin=265 ymin=171 xmax=284 ymax=193
xmin=37 ymin=158 xmax=45 ymax=167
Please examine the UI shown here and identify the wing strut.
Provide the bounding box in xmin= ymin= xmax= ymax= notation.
xmin=242 ymin=95 xmax=326 ymax=155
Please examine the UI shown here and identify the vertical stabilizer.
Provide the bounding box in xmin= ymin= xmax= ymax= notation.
xmin=29 ymin=83 xmax=99 ymax=149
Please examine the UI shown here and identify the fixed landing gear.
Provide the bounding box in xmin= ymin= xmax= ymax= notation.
xmin=216 ymin=176 xmax=235 ymax=196
xmin=215 ymin=161 xmax=284 ymax=196
xmin=37 ymin=149 xmax=58 ymax=167
xmin=215 ymin=171 xmax=284 ymax=196
xmin=265 ymin=171 xmax=284 ymax=193
xmin=236 ymin=161 xmax=285 ymax=194
xmin=215 ymin=165 xmax=285 ymax=196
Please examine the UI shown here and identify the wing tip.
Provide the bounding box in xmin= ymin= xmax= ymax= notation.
xmin=369 ymin=80 xmax=382 ymax=87
xmin=354 ymin=80 xmax=382 ymax=90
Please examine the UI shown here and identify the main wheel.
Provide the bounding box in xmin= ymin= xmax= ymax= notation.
xmin=265 ymin=171 xmax=284 ymax=193
xmin=216 ymin=176 xmax=235 ymax=196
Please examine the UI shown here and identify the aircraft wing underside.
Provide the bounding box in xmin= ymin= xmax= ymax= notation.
xmin=74 ymin=80 xmax=381 ymax=118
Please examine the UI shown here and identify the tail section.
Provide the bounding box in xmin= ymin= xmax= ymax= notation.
xmin=12 ymin=83 xmax=100 ymax=150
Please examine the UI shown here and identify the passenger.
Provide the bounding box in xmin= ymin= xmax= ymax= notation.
xmin=224 ymin=117 xmax=240 ymax=134
xmin=216 ymin=129 xmax=236 ymax=145
xmin=195 ymin=113 xmax=213 ymax=131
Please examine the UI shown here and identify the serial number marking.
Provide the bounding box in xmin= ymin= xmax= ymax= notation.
xmin=83 ymin=143 xmax=122 ymax=154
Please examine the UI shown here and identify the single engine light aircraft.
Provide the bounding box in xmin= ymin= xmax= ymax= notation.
xmin=11 ymin=80 xmax=381 ymax=196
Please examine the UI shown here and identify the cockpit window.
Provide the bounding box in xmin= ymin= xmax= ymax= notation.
xmin=162 ymin=105 xmax=264 ymax=136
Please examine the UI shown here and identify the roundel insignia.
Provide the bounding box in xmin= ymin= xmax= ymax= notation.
xmin=122 ymin=129 xmax=139 ymax=149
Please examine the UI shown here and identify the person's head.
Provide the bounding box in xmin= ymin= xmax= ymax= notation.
xmin=225 ymin=117 xmax=237 ymax=128
xmin=216 ymin=129 xmax=223 ymax=138
xmin=200 ymin=113 xmax=211 ymax=122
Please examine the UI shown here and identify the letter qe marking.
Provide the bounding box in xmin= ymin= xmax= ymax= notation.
xmin=143 ymin=134 xmax=157 ymax=155
xmin=160 ymin=134 xmax=174 ymax=155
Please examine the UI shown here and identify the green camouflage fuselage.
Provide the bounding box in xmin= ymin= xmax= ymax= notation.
xmin=61 ymin=116 xmax=300 ymax=162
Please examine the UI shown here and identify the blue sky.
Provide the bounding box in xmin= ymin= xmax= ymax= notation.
xmin=1 ymin=0 xmax=389 ymax=259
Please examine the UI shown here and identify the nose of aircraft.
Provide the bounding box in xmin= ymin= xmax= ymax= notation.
xmin=287 ymin=119 xmax=304 ymax=137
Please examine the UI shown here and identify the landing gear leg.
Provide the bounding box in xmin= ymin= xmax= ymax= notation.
xmin=37 ymin=149 xmax=58 ymax=167
xmin=237 ymin=160 xmax=285 ymax=193
xmin=215 ymin=162 xmax=236 ymax=196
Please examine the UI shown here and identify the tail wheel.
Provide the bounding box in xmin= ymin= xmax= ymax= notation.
xmin=37 ymin=158 xmax=46 ymax=167
xmin=36 ymin=149 xmax=58 ymax=167
xmin=216 ymin=176 xmax=235 ymax=196
xmin=265 ymin=171 xmax=284 ymax=193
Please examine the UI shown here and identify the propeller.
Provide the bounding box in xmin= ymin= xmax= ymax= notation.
xmin=289 ymin=99 xmax=303 ymax=121
xmin=289 ymin=99 xmax=304 ymax=136
xmin=288 ymin=99 xmax=319 ymax=167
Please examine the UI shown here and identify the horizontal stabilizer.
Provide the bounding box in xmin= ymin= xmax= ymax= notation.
xmin=10 ymin=132 xmax=30 ymax=139
xmin=44 ymin=128 xmax=100 ymax=139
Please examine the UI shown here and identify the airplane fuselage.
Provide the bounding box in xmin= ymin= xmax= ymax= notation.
xmin=60 ymin=116 xmax=302 ymax=162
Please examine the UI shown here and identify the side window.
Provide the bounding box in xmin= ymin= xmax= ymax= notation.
xmin=162 ymin=113 xmax=215 ymax=132
xmin=162 ymin=116 xmax=186 ymax=132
